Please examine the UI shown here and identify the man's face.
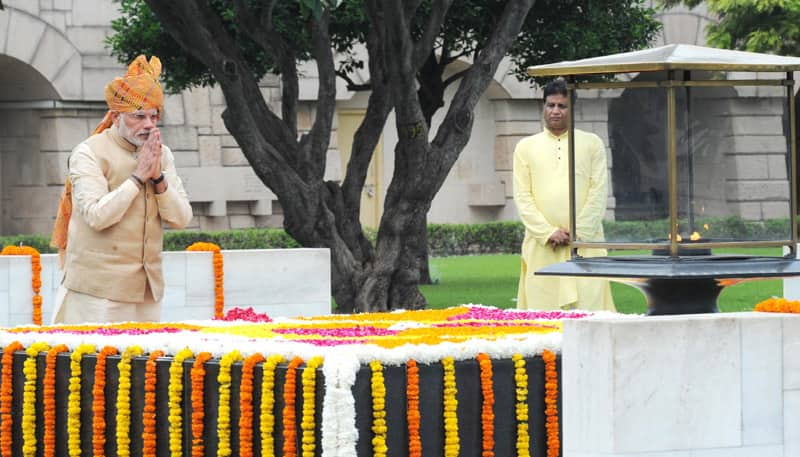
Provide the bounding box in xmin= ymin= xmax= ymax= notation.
xmin=543 ymin=94 xmax=569 ymax=133
xmin=115 ymin=109 xmax=159 ymax=147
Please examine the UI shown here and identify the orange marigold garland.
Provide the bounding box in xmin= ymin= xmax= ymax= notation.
xmin=369 ymin=360 xmax=388 ymax=457
xmin=217 ymin=350 xmax=243 ymax=457
xmin=116 ymin=345 xmax=143 ymax=457
xmin=542 ymin=350 xmax=560 ymax=457
xmin=300 ymin=356 xmax=324 ymax=457
xmin=754 ymin=297 xmax=800 ymax=313
xmin=476 ymin=353 xmax=495 ymax=457
xmin=43 ymin=344 xmax=69 ymax=457
xmin=282 ymin=356 xmax=304 ymax=457
xmin=1 ymin=340 xmax=24 ymax=457
xmin=186 ymin=242 xmax=224 ymax=318
xmin=406 ymin=359 xmax=421 ymax=457
xmin=0 ymin=245 xmax=43 ymax=325
xmin=240 ymin=353 xmax=265 ymax=457
xmin=143 ymin=350 xmax=165 ymax=457
xmin=191 ymin=352 xmax=213 ymax=457
xmin=441 ymin=356 xmax=459 ymax=457
xmin=260 ymin=354 xmax=285 ymax=457
xmin=512 ymin=353 xmax=530 ymax=457
xmin=169 ymin=348 xmax=194 ymax=457
xmin=92 ymin=346 xmax=118 ymax=457
xmin=68 ymin=344 xmax=96 ymax=457
xmin=22 ymin=342 xmax=49 ymax=457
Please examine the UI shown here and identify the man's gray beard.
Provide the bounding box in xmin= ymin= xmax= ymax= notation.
xmin=117 ymin=118 xmax=147 ymax=147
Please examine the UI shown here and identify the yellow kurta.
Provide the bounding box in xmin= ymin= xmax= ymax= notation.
xmin=513 ymin=128 xmax=615 ymax=311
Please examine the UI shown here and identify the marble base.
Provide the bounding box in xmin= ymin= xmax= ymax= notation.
xmin=562 ymin=313 xmax=800 ymax=457
xmin=0 ymin=248 xmax=331 ymax=326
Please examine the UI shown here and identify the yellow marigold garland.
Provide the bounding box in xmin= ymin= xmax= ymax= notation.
xmin=512 ymin=353 xmax=530 ymax=457
xmin=92 ymin=346 xmax=118 ymax=457
xmin=260 ymin=354 xmax=285 ymax=457
xmin=116 ymin=345 xmax=143 ymax=457
xmin=186 ymin=242 xmax=225 ymax=318
xmin=441 ymin=356 xmax=459 ymax=457
xmin=369 ymin=360 xmax=388 ymax=457
xmin=301 ymin=356 xmax=324 ymax=457
xmin=217 ymin=350 xmax=243 ymax=457
xmin=406 ymin=359 xmax=421 ymax=457
xmin=477 ymin=353 xmax=495 ymax=457
xmin=0 ymin=245 xmax=42 ymax=325
xmin=240 ymin=353 xmax=265 ymax=457
xmin=68 ymin=344 xmax=96 ymax=457
xmin=168 ymin=348 xmax=194 ymax=457
xmin=43 ymin=344 xmax=69 ymax=457
xmin=542 ymin=350 xmax=560 ymax=457
xmin=754 ymin=297 xmax=800 ymax=313
xmin=191 ymin=352 xmax=213 ymax=457
xmin=22 ymin=342 xmax=49 ymax=457
xmin=143 ymin=350 xmax=165 ymax=457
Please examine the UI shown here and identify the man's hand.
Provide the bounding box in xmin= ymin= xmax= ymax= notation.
xmin=133 ymin=128 xmax=162 ymax=181
xmin=547 ymin=228 xmax=570 ymax=250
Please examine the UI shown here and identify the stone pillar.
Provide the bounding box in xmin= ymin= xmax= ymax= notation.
xmin=563 ymin=313 xmax=799 ymax=457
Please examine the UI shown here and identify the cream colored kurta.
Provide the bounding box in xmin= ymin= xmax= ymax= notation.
xmin=53 ymin=125 xmax=193 ymax=324
xmin=513 ymin=128 xmax=614 ymax=311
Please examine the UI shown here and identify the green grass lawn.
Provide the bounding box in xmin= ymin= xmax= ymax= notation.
xmin=420 ymin=251 xmax=783 ymax=313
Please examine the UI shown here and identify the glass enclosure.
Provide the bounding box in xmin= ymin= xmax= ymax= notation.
xmin=569 ymin=72 xmax=795 ymax=253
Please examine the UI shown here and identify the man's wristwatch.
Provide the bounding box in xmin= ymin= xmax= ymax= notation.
xmin=150 ymin=173 xmax=165 ymax=185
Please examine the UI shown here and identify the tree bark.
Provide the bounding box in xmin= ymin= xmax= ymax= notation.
xmin=145 ymin=0 xmax=535 ymax=312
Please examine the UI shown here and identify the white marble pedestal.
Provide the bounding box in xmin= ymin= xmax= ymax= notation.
xmin=563 ymin=313 xmax=800 ymax=457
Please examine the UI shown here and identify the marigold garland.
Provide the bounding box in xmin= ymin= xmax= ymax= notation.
xmin=43 ymin=343 xmax=69 ymax=457
xmin=217 ymin=350 xmax=243 ymax=457
xmin=169 ymin=348 xmax=194 ymax=457
xmin=186 ymin=242 xmax=224 ymax=318
xmin=239 ymin=353 xmax=265 ymax=457
xmin=68 ymin=344 xmax=96 ymax=457
xmin=754 ymin=297 xmax=800 ymax=313
xmin=301 ymin=356 xmax=324 ymax=457
xmin=282 ymin=356 xmax=304 ymax=457
xmin=1 ymin=340 xmax=23 ymax=457
xmin=260 ymin=354 xmax=285 ymax=457
xmin=477 ymin=353 xmax=495 ymax=457
xmin=191 ymin=352 xmax=213 ymax=457
xmin=92 ymin=345 xmax=118 ymax=457
xmin=0 ymin=245 xmax=42 ymax=325
xmin=406 ymin=359 xmax=421 ymax=457
xmin=116 ymin=345 xmax=143 ymax=457
xmin=542 ymin=350 xmax=560 ymax=457
xmin=22 ymin=342 xmax=49 ymax=457
xmin=143 ymin=350 xmax=165 ymax=457
xmin=369 ymin=360 xmax=388 ymax=457
xmin=441 ymin=356 xmax=460 ymax=457
xmin=512 ymin=353 xmax=530 ymax=457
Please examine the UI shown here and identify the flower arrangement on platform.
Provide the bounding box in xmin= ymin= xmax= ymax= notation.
xmin=2 ymin=340 xmax=23 ymax=457
xmin=68 ymin=343 xmax=96 ymax=457
xmin=0 ymin=305 xmax=575 ymax=457
xmin=0 ymin=245 xmax=42 ymax=325
xmin=22 ymin=341 xmax=49 ymax=457
xmin=754 ymin=297 xmax=800 ymax=313
xmin=186 ymin=242 xmax=224 ymax=318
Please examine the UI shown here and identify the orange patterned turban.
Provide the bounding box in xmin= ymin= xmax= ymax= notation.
xmin=51 ymin=55 xmax=164 ymax=262
xmin=92 ymin=55 xmax=164 ymax=134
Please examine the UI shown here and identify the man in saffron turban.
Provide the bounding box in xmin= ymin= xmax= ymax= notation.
xmin=50 ymin=55 xmax=193 ymax=324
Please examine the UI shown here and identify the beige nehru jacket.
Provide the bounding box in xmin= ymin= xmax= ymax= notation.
xmin=63 ymin=126 xmax=192 ymax=303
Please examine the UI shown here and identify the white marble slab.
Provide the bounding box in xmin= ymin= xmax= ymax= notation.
xmin=0 ymin=248 xmax=331 ymax=326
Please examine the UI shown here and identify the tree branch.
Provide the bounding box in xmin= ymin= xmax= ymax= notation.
xmin=412 ymin=0 xmax=453 ymax=70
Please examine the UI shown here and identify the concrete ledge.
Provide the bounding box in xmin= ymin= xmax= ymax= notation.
xmin=0 ymin=248 xmax=331 ymax=326
xmin=563 ymin=312 xmax=799 ymax=457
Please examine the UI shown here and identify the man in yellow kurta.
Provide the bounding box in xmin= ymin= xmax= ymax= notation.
xmin=50 ymin=55 xmax=193 ymax=324
xmin=513 ymin=79 xmax=614 ymax=311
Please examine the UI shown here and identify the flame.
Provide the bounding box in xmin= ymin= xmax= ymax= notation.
xmin=703 ymin=223 xmax=709 ymax=231
xmin=668 ymin=233 xmax=683 ymax=242
xmin=690 ymin=231 xmax=701 ymax=241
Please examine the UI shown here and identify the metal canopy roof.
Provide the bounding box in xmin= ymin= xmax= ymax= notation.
xmin=527 ymin=44 xmax=800 ymax=77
